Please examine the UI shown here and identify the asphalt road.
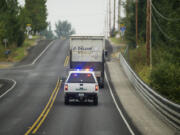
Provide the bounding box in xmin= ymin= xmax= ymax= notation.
xmin=0 ymin=79 xmax=15 ymax=96
xmin=0 ymin=39 xmax=136 ymax=135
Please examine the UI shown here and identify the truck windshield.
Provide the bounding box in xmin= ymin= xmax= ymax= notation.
xmin=67 ymin=73 xmax=95 ymax=83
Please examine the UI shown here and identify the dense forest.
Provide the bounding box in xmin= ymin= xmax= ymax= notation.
xmin=0 ymin=0 xmax=48 ymax=47
xmin=122 ymin=0 xmax=180 ymax=103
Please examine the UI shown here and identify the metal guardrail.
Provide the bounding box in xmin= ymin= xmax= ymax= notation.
xmin=119 ymin=53 xmax=180 ymax=130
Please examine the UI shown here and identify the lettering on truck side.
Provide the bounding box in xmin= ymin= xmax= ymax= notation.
xmin=73 ymin=46 xmax=93 ymax=51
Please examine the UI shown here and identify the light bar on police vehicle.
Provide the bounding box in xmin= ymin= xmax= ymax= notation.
xmin=74 ymin=68 xmax=94 ymax=71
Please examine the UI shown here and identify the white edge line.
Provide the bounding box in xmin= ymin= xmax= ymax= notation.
xmin=32 ymin=41 xmax=54 ymax=65
xmin=0 ymin=79 xmax=16 ymax=99
xmin=14 ymin=41 xmax=54 ymax=69
xmin=105 ymin=72 xmax=135 ymax=135
xmin=0 ymin=42 xmax=53 ymax=96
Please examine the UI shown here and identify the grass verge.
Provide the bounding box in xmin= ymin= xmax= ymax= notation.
xmin=0 ymin=36 xmax=40 ymax=63
xmin=109 ymin=37 xmax=127 ymax=54
xmin=128 ymin=45 xmax=151 ymax=85
xmin=109 ymin=37 xmax=127 ymax=45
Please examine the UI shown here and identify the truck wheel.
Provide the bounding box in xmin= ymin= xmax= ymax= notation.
xmin=93 ymin=96 xmax=98 ymax=105
xmin=99 ymin=82 xmax=104 ymax=88
xmin=64 ymin=96 xmax=69 ymax=105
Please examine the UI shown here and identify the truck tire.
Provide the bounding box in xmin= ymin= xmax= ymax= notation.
xmin=100 ymin=82 xmax=104 ymax=88
xmin=64 ymin=96 xmax=69 ymax=105
xmin=93 ymin=96 xmax=98 ymax=105
xmin=98 ymin=77 xmax=104 ymax=88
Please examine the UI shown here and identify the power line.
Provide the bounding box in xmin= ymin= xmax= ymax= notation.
xmin=152 ymin=12 xmax=180 ymax=42
xmin=151 ymin=2 xmax=180 ymax=21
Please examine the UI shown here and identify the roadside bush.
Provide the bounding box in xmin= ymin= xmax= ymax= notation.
xmin=150 ymin=62 xmax=180 ymax=104
xmin=129 ymin=44 xmax=147 ymax=69
xmin=138 ymin=65 xmax=151 ymax=84
xmin=128 ymin=43 xmax=180 ymax=104
xmin=128 ymin=45 xmax=151 ymax=84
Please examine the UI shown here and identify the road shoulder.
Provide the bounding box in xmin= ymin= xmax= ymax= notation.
xmin=106 ymin=61 xmax=176 ymax=135
xmin=14 ymin=40 xmax=52 ymax=67
xmin=0 ymin=39 xmax=52 ymax=69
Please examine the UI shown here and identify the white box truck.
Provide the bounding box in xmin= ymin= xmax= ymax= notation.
xmin=69 ymin=36 xmax=105 ymax=88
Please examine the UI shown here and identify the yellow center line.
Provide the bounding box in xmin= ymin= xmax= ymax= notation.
xmin=32 ymin=81 xmax=61 ymax=133
xmin=32 ymin=80 xmax=62 ymax=134
xmin=64 ymin=56 xmax=69 ymax=67
xmin=24 ymin=79 xmax=61 ymax=135
xmin=66 ymin=56 xmax=69 ymax=66
xmin=64 ymin=56 xmax=68 ymax=67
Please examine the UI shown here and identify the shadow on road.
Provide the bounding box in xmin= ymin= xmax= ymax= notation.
xmin=66 ymin=100 xmax=97 ymax=107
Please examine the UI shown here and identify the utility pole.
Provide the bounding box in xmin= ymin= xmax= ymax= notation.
xmin=118 ymin=0 xmax=121 ymax=30
xmin=107 ymin=1 xmax=109 ymax=38
xmin=146 ymin=0 xmax=152 ymax=66
xmin=109 ymin=0 xmax=111 ymax=35
xmin=113 ymin=0 xmax=116 ymax=31
xmin=136 ymin=0 xmax=138 ymax=47
xmin=150 ymin=0 xmax=152 ymax=68
xmin=105 ymin=1 xmax=109 ymax=38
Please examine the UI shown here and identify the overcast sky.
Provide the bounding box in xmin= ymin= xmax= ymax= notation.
xmin=47 ymin=0 xmax=107 ymax=35
xmin=18 ymin=0 xmax=124 ymax=35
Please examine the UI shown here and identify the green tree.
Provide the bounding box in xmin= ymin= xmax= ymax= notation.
xmin=25 ymin=0 xmax=48 ymax=33
xmin=55 ymin=20 xmax=75 ymax=39
xmin=40 ymin=23 xmax=55 ymax=39
xmin=122 ymin=0 xmax=147 ymax=46
xmin=122 ymin=0 xmax=180 ymax=103
xmin=18 ymin=7 xmax=31 ymax=32
xmin=0 ymin=0 xmax=25 ymax=47
xmin=0 ymin=0 xmax=7 ymax=44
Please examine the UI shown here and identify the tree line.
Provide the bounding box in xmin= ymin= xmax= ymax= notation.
xmin=0 ymin=0 xmax=48 ymax=47
xmin=41 ymin=20 xmax=75 ymax=40
xmin=121 ymin=0 xmax=180 ymax=103
xmin=0 ymin=0 xmax=75 ymax=47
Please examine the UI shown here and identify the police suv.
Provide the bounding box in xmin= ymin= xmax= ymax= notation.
xmin=64 ymin=70 xmax=99 ymax=105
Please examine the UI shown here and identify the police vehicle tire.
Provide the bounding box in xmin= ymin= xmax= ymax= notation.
xmin=93 ymin=96 xmax=98 ymax=105
xmin=64 ymin=96 xmax=69 ymax=105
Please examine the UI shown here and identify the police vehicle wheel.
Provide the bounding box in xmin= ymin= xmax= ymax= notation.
xmin=93 ymin=96 xmax=98 ymax=105
xmin=64 ymin=96 xmax=69 ymax=105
